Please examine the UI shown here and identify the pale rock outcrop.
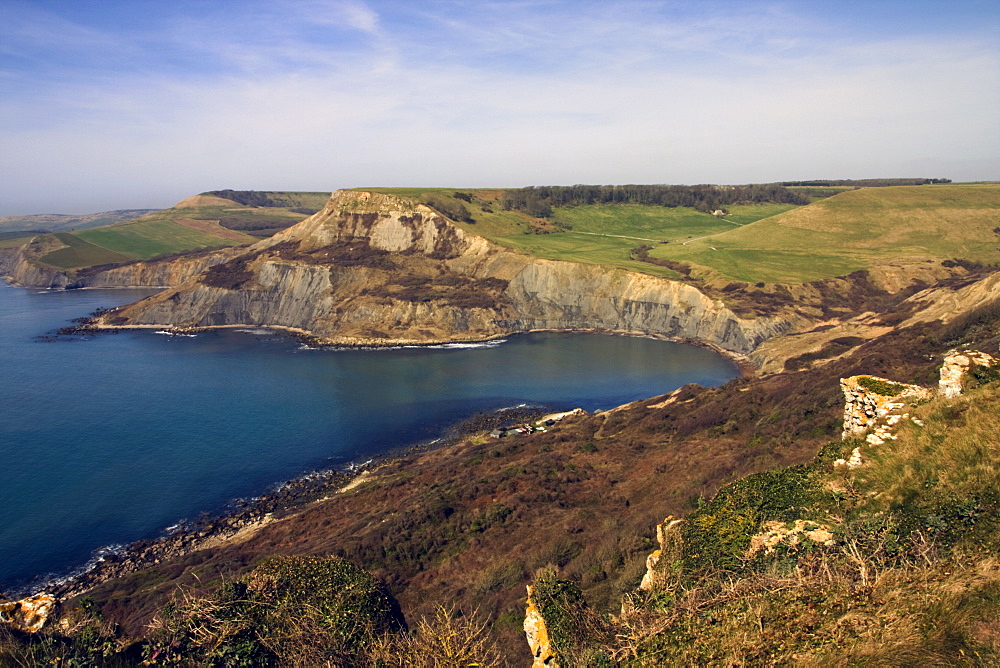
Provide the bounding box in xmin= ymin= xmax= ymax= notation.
xmin=75 ymin=249 xmax=242 ymax=289
xmin=840 ymin=375 xmax=932 ymax=440
xmin=0 ymin=593 xmax=56 ymax=633
xmin=524 ymin=585 xmax=558 ymax=667
xmin=0 ymin=246 xmax=70 ymax=288
xmin=747 ymin=520 xmax=836 ymax=558
xmin=939 ymin=350 xmax=998 ymax=398
xmin=639 ymin=516 xmax=684 ymax=591
xmin=837 ymin=446 xmax=865 ymax=469
xmin=500 ymin=260 xmax=788 ymax=353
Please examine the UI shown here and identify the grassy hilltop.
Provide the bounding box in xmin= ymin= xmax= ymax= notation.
xmin=654 ymin=184 xmax=1000 ymax=283
xmin=7 ymin=182 xmax=997 ymax=285
xmin=366 ymin=183 xmax=1000 ymax=283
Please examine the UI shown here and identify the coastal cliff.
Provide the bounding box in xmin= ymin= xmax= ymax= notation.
xmin=95 ymin=190 xmax=791 ymax=355
xmin=0 ymin=243 xmax=239 ymax=290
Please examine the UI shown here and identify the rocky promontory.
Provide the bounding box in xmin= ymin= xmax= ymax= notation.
xmin=90 ymin=190 xmax=791 ymax=355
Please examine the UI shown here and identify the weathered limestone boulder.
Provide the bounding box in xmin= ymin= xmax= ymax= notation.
xmin=747 ymin=520 xmax=836 ymax=558
xmin=834 ymin=446 xmax=865 ymax=469
xmin=840 ymin=375 xmax=932 ymax=440
xmin=524 ymin=585 xmax=558 ymax=667
xmin=0 ymin=593 xmax=56 ymax=633
xmin=939 ymin=350 xmax=998 ymax=398
xmin=639 ymin=516 xmax=684 ymax=590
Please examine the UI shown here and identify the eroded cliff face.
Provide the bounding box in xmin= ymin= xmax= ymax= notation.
xmin=501 ymin=260 xmax=789 ymax=352
xmin=0 ymin=246 xmax=68 ymax=288
xmin=96 ymin=190 xmax=792 ymax=355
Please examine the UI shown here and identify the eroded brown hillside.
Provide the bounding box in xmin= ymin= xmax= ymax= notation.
xmin=71 ymin=272 xmax=999 ymax=664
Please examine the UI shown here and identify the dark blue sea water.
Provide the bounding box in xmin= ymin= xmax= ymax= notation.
xmin=0 ymin=281 xmax=737 ymax=593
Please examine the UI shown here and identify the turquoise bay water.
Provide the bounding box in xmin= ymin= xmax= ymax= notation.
xmin=0 ymin=282 xmax=737 ymax=593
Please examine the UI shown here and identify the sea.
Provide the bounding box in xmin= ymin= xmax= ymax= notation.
xmin=0 ymin=281 xmax=738 ymax=594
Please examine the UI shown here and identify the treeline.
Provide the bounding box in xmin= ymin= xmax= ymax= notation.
xmin=425 ymin=193 xmax=474 ymax=222
xmin=206 ymin=190 xmax=288 ymax=207
xmin=781 ymin=178 xmax=951 ymax=187
xmin=500 ymin=184 xmax=809 ymax=217
xmin=205 ymin=190 xmax=321 ymax=213
xmin=217 ymin=214 xmax=300 ymax=237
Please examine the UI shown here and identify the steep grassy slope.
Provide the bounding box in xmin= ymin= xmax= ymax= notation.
xmin=530 ymin=382 xmax=1000 ymax=666
xmin=652 ymin=184 xmax=1000 ymax=283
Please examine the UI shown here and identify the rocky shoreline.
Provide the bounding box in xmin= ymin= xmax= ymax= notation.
xmin=13 ymin=404 xmax=552 ymax=603
xmin=60 ymin=314 xmax=757 ymax=376
xmin=20 ymin=312 xmax=741 ymax=602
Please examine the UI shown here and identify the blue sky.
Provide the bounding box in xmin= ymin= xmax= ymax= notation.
xmin=1 ymin=0 xmax=997 ymax=214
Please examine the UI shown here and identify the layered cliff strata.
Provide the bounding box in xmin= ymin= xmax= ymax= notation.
xmin=95 ymin=190 xmax=791 ymax=355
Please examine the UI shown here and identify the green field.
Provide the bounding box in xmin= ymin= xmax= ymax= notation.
xmin=0 ymin=232 xmax=39 ymax=247
xmin=382 ymin=185 xmax=1000 ymax=284
xmin=360 ymin=188 xmax=796 ymax=277
xmin=650 ymin=184 xmax=1000 ymax=283
xmin=24 ymin=192 xmax=326 ymax=272
xmin=39 ymin=233 xmax=134 ymax=269
xmin=488 ymin=205 xmax=755 ymax=277
xmin=73 ymin=219 xmax=242 ymax=260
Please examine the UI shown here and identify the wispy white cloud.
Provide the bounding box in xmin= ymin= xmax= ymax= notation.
xmin=0 ymin=0 xmax=997 ymax=214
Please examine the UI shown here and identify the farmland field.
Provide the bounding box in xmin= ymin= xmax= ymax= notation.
xmin=23 ymin=191 xmax=322 ymax=272
xmin=489 ymin=205 xmax=748 ymax=277
xmin=38 ymin=233 xmax=133 ymax=269
xmin=74 ymin=219 xmax=252 ymax=260
xmin=651 ymin=184 xmax=1000 ymax=282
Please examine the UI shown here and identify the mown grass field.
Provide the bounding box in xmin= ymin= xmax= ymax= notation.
xmin=74 ymin=219 xmax=246 ymax=260
xmin=651 ymin=183 xmax=1000 ymax=283
xmin=34 ymin=233 xmax=133 ymax=269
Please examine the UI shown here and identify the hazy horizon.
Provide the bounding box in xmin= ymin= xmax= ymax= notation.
xmin=2 ymin=0 xmax=997 ymax=216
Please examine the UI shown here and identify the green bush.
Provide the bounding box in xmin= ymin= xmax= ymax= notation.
xmin=681 ymin=467 xmax=819 ymax=573
xmin=857 ymin=376 xmax=907 ymax=396
xmin=529 ymin=566 xmax=610 ymax=662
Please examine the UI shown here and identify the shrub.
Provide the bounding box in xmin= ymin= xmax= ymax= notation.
xmin=857 ymin=376 xmax=907 ymax=396
xmin=146 ymin=555 xmax=398 ymax=665
xmin=528 ymin=566 xmax=611 ymax=662
xmin=681 ymin=467 xmax=818 ymax=574
xmin=425 ymin=194 xmax=473 ymax=223
xmin=366 ymin=605 xmax=501 ymax=667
